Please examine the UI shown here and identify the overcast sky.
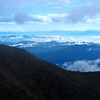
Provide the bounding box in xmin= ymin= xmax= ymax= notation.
xmin=0 ymin=0 xmax=100 ymax=32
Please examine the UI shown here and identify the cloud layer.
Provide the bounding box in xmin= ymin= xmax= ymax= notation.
xmin=63 ymin=59 xmax=100 ymax=72
xmin=0 ymin=0 xmax=100 ymax=31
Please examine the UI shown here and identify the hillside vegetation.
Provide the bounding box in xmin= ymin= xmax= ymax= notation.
xmin=0 ymin=44 xmax=100 ymax=100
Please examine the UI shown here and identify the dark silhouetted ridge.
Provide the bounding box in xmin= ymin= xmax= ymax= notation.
xmin=0 ymin=44 xmax=100 ymax=100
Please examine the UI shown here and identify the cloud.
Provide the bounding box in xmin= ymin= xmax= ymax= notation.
xmin=49 ymin=14 xmax=68 ymax=23
xmin=29 ymin=14 xmax=69 ymax=23
xmin=0 ymin=0 xmax=100 ymax=25
xmin=29 ymin=15 xmax=50 ymax=22
xmin=0 ymin=0 xmax=70 ymax=24
xmin=43 ymin=0 xmax=100 ymax=24
xmin=0 ymin=15 xmax=13 ymax=22
xmin=28 ymin=14 xmax=68 ymax=23
xmin=63 ymin=59 xmax=100 ymax=72
xmin=14 ymin=12 xmax=29 ymax=24
xmin=0 ymin=0 xmax=70 ymax=12
xmin=0 ymin=0 xmax=24 ymax=15
xmin=66 ymin=0 xmax=100 ymax=23
xmin=34 ymin=0 xmax=100 ymax=24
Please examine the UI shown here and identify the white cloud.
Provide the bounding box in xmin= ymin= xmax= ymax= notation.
xmin=63 ymin=59 xmax=100 ymax=72
xmin=0 ymin=0 xmax=100 ymax=24
xmin=66 ymin=0 xmax=100 ymax=23
xmin=28 ymin=14 xmax=68 ymax=23
xmin=48 ymin=14 xmax=68 ymax=23
xmin=26 ymin=0 xmax=100 ymax=24
xmin=0 ymin=22 xmax=15 ymax=25
xmin=1 ymin=0 xmax=100 ymax=31
xmin=86 ymin=18 xmax=100 ymax=23
xmin=29 ymin=14 xmax=52 ymax=22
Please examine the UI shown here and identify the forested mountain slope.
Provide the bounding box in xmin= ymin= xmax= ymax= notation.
xmin=0 ymin=44 xmax=100 ymax=100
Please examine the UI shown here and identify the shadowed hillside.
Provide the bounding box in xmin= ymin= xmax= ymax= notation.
xmin=0 ymin=44 xmax=100 ymax=100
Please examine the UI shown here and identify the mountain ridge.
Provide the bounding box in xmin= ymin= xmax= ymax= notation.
xmin=0 ymin=44 xmax=100 ymax=100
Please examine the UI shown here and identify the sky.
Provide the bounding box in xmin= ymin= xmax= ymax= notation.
xmin=0 ymin=0 xmax=100 ymax=32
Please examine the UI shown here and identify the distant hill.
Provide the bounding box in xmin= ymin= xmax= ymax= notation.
xmin=32 ymin=44 xmax=100 ymax=66
xmin=0 ymin=44 xmax=100 ymax=100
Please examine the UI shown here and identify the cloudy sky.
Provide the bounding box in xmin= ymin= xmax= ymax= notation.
xmin=0 ymin=0 xmax=100 ymax=32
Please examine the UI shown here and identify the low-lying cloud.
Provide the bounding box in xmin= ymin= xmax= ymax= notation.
xmin=63 ymin=59 xmax=100 ymax=72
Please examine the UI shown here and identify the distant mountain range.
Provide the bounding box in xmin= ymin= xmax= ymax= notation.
xmin=1 ymin=34 xmax=100 ymax=72
xmin=0 ymin=44 xmax=100 ymax=100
